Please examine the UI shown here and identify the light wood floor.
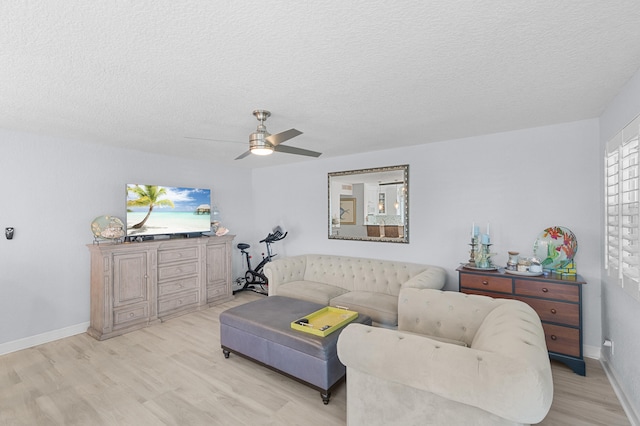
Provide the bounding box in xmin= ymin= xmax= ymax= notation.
xmin=0 ymin=292 xmax=630 ymax=425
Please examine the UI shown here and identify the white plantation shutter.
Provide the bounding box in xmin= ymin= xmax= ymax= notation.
xmin=605 ymin=135 xmax=620 ymax=275
xmin=605 ymin=114 xmax=640 ymax=301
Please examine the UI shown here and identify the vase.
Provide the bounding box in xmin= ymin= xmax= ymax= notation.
xmin=507 ymin=251 xmax=519 ymax=271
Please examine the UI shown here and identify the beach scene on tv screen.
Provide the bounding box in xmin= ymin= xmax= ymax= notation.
xmin=126 ymin=184 xmax=211 ymax=236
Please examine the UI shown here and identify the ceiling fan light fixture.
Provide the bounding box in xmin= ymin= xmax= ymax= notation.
xmin=251 ymin=146 xmax=274 ymax=156
xmin=249 ymin=131 xmax=274 ymax=155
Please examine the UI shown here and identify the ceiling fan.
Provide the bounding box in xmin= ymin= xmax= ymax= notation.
xmin=187 ymin=110 xmax=322 ymax=160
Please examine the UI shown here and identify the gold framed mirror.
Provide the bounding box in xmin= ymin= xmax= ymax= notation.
xmin=328 ymin=165 xmax=409 ymax=243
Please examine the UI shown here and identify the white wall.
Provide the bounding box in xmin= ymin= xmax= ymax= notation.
xmin=0 ymin=130 xmax=253 ymax=348
xmin=253 ymin=119 xmax=602 ymax=352
xmin=0 ymin=117 xmax=607 ymax=371
xmin=599 ymin=67 xmax=640 ymax=422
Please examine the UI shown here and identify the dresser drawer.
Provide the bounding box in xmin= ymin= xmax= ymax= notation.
xmin=516 ymin=296 xmax=579 ymax=327
xmin=460 ymin=274 xmax=512 ymax=294
xmin=158 ymin=291 xmax=199 ymax=314
xmin=515 ymin=280 xmax=579 ymax=303
xmin=158 ymin=261 xmax=199 ymax=281
xmin=114 ymin=303 xmax=149 ymax=327
xmin=158 ymin=247 xmax=199 ymax=264
xmin=207 ymin=283 xmax=228 ymax=301
xmin=158 ymin=276 xmax=199 ymax=297
xmin=543 ymin=323 xmax=580 ymax=357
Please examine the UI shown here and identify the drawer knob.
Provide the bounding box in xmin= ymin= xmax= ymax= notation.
xmin=542 ymin=287 xmax=549 ymax=293
xmin=482 ymin=280 xmax=489 ymax=286
xmin=550 ymin=335 xmax=557 ymax=341
xmin=129 ymin=312 xmax=134 ymax=317
xmin=550 ymin=308 xmax=557 ymax=314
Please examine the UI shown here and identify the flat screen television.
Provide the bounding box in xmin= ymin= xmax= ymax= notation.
xmin=126 ymin=184 xmax=211 ymax=238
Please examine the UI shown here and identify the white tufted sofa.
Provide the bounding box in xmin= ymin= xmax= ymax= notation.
xmin=337 ymin=288 xmax=554 ymax=425
xmin=263 ymin=254 xmax=446 ymax=327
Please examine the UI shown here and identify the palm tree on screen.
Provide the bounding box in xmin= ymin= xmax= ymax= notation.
xmin=127 ymin=185 xmax=175 ymax=229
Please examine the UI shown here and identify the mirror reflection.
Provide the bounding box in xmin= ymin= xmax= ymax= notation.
xmin=328 ymin=165 xmax=409 ymax=243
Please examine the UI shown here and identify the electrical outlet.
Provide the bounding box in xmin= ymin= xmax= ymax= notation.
xmin=604 ymin=339 xmax=614 ymax=355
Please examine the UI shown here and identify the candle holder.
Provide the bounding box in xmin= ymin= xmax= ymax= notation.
xmin=468 ymin=237 xmax=478 ymax=266
xmin=474 ymin=243 xmax=493 ymax=269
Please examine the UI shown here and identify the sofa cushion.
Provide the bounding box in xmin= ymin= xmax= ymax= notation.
xmin=275 ymin=281 xmax=349 ymax=306
xmin=331 ymin=291 xmax=398 ymax=327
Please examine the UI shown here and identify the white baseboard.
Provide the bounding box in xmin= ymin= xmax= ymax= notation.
xmin=601 ymin=357 xmax=640 ymax=426
xmin=0 ymin=322 xmax=89 ymax=356
xmin=584 ymin=344 xmax=600 ymax=360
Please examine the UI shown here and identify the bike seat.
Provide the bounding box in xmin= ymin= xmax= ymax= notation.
xmin=237 ymin=243 xmax=250 ymax=250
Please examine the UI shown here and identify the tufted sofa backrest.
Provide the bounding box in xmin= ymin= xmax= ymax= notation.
xmin=264 ymin=254 xmax=308 ymax=284
xmin=301 ymin=254 xmax=432 ymax=296
xmin=398 ymin=288 xmax=506 ymax=346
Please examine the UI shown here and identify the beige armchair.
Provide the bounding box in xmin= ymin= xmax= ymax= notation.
xmin=337 ymin=289 xmax=553 ymax=425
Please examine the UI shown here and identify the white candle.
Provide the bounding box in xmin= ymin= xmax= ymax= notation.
xmin=486 ymin=223 xmax=490 ymax=235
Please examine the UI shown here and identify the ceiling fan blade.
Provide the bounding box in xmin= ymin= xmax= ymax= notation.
xmin=265 ymin=129 xmax=302 ymax=146
xmin=234 ymin=150 xmax=251 ymax=160
xmin=274 ymin=144 xmax=322 ymax=158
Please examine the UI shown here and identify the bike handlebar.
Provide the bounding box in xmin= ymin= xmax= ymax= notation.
xmin=260 ymin=230 xmax=288 ymax=243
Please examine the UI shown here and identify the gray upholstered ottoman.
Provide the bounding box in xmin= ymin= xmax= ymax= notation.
xmin=220 ymin=295 xmax=372 ymax=404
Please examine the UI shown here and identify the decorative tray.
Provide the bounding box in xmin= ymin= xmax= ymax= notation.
xmin=462 ymin=263 xmax=499 ymax=271
xmin=504 ymin=270 xmax=543 ymax=277
xmin=291 ymin=306 xmax=358 ymax=337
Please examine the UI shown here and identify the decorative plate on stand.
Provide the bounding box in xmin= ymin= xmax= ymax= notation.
xmin=91 ymin=215 xmax=125 ymax=243
xmin=533 ymin=226 xmax=577 ymax=270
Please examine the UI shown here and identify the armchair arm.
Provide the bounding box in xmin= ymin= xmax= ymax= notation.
xmin=263 ymin=255 xmax=307 ymax=296
xmin=337 ymin=324 xmax=553 ymax=424
xmin=401 ymin=266 xmax=447 ymax=290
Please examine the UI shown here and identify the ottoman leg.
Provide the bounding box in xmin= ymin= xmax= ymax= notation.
xmin=321 ymin=391 xmax=331 ymax=405
xmin=223 ymin=349 xmax=230 ymax=359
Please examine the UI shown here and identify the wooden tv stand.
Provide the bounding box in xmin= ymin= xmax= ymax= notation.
xmin=87 ymin=235 xmax=234 ymax=340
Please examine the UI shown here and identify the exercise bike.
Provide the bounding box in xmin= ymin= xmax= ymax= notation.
xmin=235 ymin=226 xmax=287 ymax=295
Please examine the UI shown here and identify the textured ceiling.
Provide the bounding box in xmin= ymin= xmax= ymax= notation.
xmin=2 ymin=1 xmax=640 ymax=168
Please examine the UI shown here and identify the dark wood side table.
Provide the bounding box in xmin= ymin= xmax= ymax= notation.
xmin=456 ymin=266 xmax=586 ymax=376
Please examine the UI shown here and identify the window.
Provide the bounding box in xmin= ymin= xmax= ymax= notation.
xmin=605 ymin=114 xmax=640 ymax=301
